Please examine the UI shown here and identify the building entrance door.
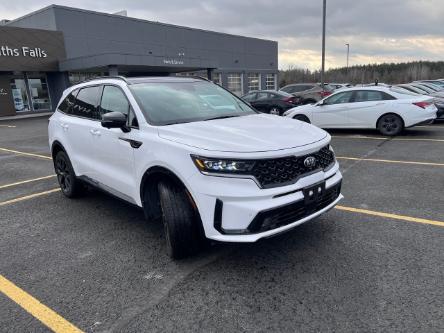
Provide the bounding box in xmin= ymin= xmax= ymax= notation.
xmin=10 ymin=77 xmax=31 ymax=112
xmin=27 ymin=75 xmax=51 ymax=111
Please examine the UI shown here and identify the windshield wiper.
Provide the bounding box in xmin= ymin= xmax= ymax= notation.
xmin=203 ymin=115 xmax=241 ymax=121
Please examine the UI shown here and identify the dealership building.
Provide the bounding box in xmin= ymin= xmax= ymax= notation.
xmin=0 ymin=5 xmax=278 ymax=117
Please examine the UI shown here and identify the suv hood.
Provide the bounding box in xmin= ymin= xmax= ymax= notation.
xmin=157 ymin=114 xmax=327 ymax=153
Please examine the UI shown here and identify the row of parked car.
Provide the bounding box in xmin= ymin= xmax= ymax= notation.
xmin=241 ymin=80 xmax=444 ymax=136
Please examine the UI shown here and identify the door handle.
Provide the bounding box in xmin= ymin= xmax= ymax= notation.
xmin=89 ymin=129 xmax=101 ymax=136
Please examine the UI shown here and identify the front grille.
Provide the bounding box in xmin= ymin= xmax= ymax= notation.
xmin=251 ymin=146 xmax=335 ymax=188
xmin=247 ymin=180 xmax=341 ymax=234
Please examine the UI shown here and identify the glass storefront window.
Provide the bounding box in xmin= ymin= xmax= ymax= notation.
xmin=266 ymin=74 xmax=277 ymax=90
xmin=10 ymin=78 xmax=30 ymax=112
xmin=247 ymin=73 xmax=260 ymax=92
xmin=227 ymin=73 xmax=242 ymax=96
xmin=28 ymin=77 xmax=51 ymax=111
xmin=212 ymin=73 xmax=222 ymax=86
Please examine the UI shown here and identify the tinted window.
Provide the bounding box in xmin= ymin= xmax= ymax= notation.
xmin=100 ymin=86 xmax=130 ymax=116
xmin=72 ymin=86 xmax=101 ymax=119
xmin=323 ymin=91 xmax=353 ymax=105
xmin=242 ymin=93 xmax=256 ymax=102
xmin=58 ymin=89 xmax=78 ymax=114
xmin=353 ymin=90 xmax=390 ymax=102
xmin=256 ymin=92 xmax=269 ymax=100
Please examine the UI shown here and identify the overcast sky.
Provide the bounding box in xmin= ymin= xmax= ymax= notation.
xmin=1 ymin=0 xmax=443 ymax=70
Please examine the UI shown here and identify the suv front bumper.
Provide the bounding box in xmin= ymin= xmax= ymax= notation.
xmin=190 ymin=162 xmax=343 ymax=242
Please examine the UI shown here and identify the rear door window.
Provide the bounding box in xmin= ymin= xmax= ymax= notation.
xmin=58 ymin=89 xmax=79 ymax=114
xmin=72 ymin=86 xmax=101 ymax=119
xmin=353 ymin=90 xmax=395 ymax=102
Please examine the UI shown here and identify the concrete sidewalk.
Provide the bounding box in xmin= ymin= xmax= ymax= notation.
xmin=0 ymin=112 xmax=53 ymax=121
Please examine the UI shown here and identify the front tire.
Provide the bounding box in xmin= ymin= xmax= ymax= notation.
xmin=377 ymin=114 xmax=404 ymax=136
xmin=54 ymin=151 xmax=84 ymax=198
xmin=269 ymin=106 xmax=282 ymax=116
xmin=158 ymin=181 xmax=204 ymax=259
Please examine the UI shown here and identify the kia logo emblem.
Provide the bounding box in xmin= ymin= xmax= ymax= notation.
xmin=304 ymin=156 xmax=317 ymax=168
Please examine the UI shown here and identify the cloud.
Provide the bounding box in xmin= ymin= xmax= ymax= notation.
xmin=1 ymin=0 xmax=443 ymax=69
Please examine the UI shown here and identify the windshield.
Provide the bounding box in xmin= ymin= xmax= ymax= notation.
xmin=129 ymin=81 xmax=257 ymax=125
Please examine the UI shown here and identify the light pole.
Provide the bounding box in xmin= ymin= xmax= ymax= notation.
xmin=320 ymin=0 xmax=326 ymax=88
xmin=345 ymin=43 xmax=350 ymax=80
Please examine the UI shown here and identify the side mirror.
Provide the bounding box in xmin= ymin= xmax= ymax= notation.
xmin=317 ymin=101 xmax=325 ymax=106
xmin=101 ymin=112 xmax=129 ymax=132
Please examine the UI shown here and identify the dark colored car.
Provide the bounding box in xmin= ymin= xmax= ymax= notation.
xmin=241 ymin=90 xmax=300 ymax=115
xmin=279 ymin=83 xmax=334 ymax=104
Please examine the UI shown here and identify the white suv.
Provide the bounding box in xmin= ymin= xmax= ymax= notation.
xmin=48 ymin=77 xmax=343 ymax=258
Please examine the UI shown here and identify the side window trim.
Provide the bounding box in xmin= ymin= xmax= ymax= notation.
xmin=58 ymin=88 xmax=79 ymax=115
xmin=67 ymin=84 xmax=102 ymax=121
xmin=99 ymin=84 xmax=139 ymax=129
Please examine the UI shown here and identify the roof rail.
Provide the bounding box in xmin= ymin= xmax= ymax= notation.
xmin=79 ymin=75 xmax=130 ymax=84
xmin=190 ymin=76 xmax=210 ymax=82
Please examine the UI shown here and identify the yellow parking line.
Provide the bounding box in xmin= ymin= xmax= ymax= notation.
xmin=0 ymin=175 xmax=56 ymax=190
xmin=337 ymin=156 xmax=444 ymax=167
xmin=0 ymin=147 xmax=52 ymax=160
xmin=0 ymin=275 xmax=83 ymax=333
xmin=0 ymin=125 xmax=16 ymax=128
xmin=0 ymin=188 xmax=60 ymax=207
xmin=332 ymin=135 xmax=444 ymax=142
xmin=335 ymin=205 xmax=444 ymax=228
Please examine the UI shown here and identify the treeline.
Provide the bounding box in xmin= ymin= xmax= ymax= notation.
xmin=279 ymin=61 xmax=444 ymax=87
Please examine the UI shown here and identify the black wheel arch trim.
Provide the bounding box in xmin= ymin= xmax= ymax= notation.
xmin=140 ymin=166 xmax=200 ymax=220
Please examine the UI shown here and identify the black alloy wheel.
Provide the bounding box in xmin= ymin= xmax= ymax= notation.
xmin=377 ymin=114 xmax=403 ymax=136
xmin=54 ymin=151 xmax=83 ymax=198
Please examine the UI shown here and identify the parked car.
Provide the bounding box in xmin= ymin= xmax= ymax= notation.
xmin=414 ymin=82 xmax=444 ymax=92
xmin=283 ymin=86 xmax=437 ymax=136
xmin=416 ymin=80 xmax=444 ymax=89
xmin=49 ymin=76 xmax=343 ymax=259
xmin=396 ymin=85 xmax=444 ymax=120
xmin=410 ymin=83 xmax=444 ymax=98
xmin=241 ymin=90 xmax=300 ymax=115
xmin=327 ymin=83 xmax=353 ymax=90
xmin=279 ymin=83 xmax=333 ymax=104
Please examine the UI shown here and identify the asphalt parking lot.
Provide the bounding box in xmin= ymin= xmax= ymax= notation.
xmin=0 ymin=116 xmax=443 ymax=332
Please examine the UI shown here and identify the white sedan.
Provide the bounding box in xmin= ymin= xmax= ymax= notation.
xmin=283 ymin=86 xmax=437 ymax=136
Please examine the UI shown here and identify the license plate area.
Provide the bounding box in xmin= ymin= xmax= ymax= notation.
xmin=303 ymin=181 xmax=326 ymax=205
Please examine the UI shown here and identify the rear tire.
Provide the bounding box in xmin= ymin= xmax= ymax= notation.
xmin=54 ymin=151 xmax=84 ymax=198
xmin=377 ymin=114 xmax=404 ymax=136
xmin=158 ymin=181 xmax=204 ymax=259
xmin=293 ymin=115 xmax=310 ymax=123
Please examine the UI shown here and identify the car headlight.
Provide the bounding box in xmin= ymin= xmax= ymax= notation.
xmin=191 ymin=155 xmax=255 ymax=174
xmin=283 ymin=110 xmax=291 ymax=117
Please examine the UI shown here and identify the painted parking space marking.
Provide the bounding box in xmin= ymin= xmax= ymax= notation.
xmin=336 ymin=156 xmax=444 ymax=167
xmin=332 ymin=135 xmax=444 ymax=142
xmin=0 ymin=188 xmax=60 ymax=207
xmin=0 ymin=175 xmax=56 ymax=190
xmin=0 ymin=275 xmax=83 ymax=333
xmin=335 ymin=205 xmax=444 ymax=228
xmin=0 ymin=125 xmax=16 ymax=128
xmin=0 ymin=147 xmax=52 ymax=160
